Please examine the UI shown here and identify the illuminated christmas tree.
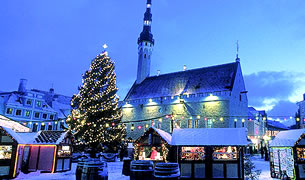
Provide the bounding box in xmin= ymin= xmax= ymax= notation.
xmin=67 ymin=49 xmax=125 ymax=155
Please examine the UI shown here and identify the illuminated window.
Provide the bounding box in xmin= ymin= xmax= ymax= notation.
xmin=207 ymin=119 xmax=213 ymax=128
xmin=188 ymin=120 xmax=192 ymax=128
xmin=0 ymin=146 xmax=12 ymax=159
xmin=15 ymin=109 xmax=22 ymax=116
xmin=195 ymin=120 xmax=199 ymax=128
xmin=6 ymin=108 xmax=13 ymax=114
xmin=36 ymin=101 xmax=41 ymax=107
xmin=25 ymin=110 xmax=31 ymax=117
xmin=57 ymin=146 xmax=71 ymax=157
xmin=181 ymin=147 xmax=205 ymax=161
xmin=296 ymin=148 xmax=305 ymax=161
xmin=213 ymin=146 xmax=237 ymax=160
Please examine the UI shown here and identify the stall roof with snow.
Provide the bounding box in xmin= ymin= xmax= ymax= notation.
xmin=171 ymin=128 xmax=249 ymax=146
xmin=135 ymin=127 xmax=171 ymax=145
xmin=0 ymin=126 xmax=70 ymax=145
xmin=269 ymin=129 xmax=305 ymax=147
xmin=0 ymin=115 xmax=30 ymax=132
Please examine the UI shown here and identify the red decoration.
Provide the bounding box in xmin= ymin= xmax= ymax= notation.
xmin=138 ymin=126 xmax=142 ymax=129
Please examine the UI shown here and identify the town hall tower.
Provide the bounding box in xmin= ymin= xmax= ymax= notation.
xmin=136 ymin=0 xmax=154 ymax=84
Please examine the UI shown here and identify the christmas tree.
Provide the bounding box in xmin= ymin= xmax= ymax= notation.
xmin=67 ymin=49 xmax=126 ymax=155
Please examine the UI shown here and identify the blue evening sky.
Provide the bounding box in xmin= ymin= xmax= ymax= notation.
xmin=1 ymin=0 xmax=305 ymax=121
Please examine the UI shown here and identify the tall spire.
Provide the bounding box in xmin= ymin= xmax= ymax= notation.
xmin=138 ymin=0 xmax=154 ymax=45
xmin=136 ymin=0 xmax=154 ymax=84
xmin=236 ymin=40 xmax=240 ymax=62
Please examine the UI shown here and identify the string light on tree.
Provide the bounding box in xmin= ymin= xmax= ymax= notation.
xmin=67 ymin=48 xmax=126 ymax=154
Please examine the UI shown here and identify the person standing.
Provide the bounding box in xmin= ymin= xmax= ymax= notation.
xmin=150 ymin=147 xmax=158 ymax=160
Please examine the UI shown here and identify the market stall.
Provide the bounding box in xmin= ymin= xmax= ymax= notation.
xmin=19 ymin=130 xmax=73 ymax=173
xmin=0 ymin=126 xmax=26 ymax=179
xmin=269 ymin=129 xmax=305 ymax=179
xmin=171 ymin=128 xmax=249 ymax=179
xmin=133 ymin=127 xmax=171 ymax=162
xmin=0 ymin=126 xmax=73 ymax=179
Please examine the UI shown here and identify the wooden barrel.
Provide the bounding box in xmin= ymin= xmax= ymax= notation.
xmin=154 ymin=163 xmax=180 ymax=180
xmin=122 ymin=158 xmax=132 ymax=176
xmin=130 ymin=160 xmax=154 ymax=180
xmin=81 ymin=160 xmax=108 ymax=180
xmin=76 ymin=158 xmax=90 ymax=180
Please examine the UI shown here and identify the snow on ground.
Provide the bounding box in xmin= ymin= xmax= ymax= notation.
xmin=15 ymin=161 xmax=129 ymax=180
xmin=14 ymin=155 xmax=274 ymax=180
xmin=251 ymin=155 xmax=276 ymax=180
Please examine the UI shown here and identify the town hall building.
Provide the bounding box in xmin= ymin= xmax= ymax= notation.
xmin=121 ymin=0 xmax=248 ymax=140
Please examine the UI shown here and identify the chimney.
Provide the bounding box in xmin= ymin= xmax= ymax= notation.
xmin=157 ymin=70 xmax=160 ymax=76
xmin=183 ymin=65 xmax=187 ymax=71
xmin=18 ymin=79 xmax=27 ymax=93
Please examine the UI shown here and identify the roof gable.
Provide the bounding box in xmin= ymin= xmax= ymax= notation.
xmin=270 ymin=129 xmax=305 ymax=147
xmin=125 ymin=62 xmax=238 ymax=100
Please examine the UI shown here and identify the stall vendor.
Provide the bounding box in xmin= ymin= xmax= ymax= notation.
xmin=150 ymin=147 xmax=158 ymax=160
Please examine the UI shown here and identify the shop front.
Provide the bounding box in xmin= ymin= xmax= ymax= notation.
xmin=269 ymin=129 xmax=305 ymax=179
xmin=0 ymin=126 xmax=22 ymax=179
xmin=0 ymin=126 xmax=73 ymax=179
xmin=133 ymin=127 xmax=171 ymax=162
xmin=171 ymin=128 xmax=249 ymax=179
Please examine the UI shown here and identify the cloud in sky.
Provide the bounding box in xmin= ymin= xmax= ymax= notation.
xmin=244 ymin=71 xmax=305 ymax=115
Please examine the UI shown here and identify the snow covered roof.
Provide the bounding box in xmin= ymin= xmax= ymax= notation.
xmin=152 ymin=127 xmax=171 ymax=144
xmin=0 ymin=115 xmax=31 ymax=132
xmin=125 ymin=62 xmax=238 ymax=100
xmin=135 ymin=127 xmax=172 ymax=145
xmin=0 ymin=126 xmax=27 ymax=144
xmin=1 ymin=126 xmax=70 ymax=145
xmin=269 ymin=129 xmax=305 ymax=147
xmin=171 ymin=128 xmax=249 ymax=146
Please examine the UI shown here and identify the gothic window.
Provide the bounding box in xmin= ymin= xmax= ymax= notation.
xmin=144 ymin=54 xmax=147 ymax=59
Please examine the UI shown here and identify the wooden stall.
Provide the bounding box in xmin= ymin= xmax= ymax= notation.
xmin=0 ymin=126 xmax=26 ymax=179
xmin=0 ymin=126 xmax=73 ymax=179
xmin=269 ymin=129 xmax=305 ymax=179
xmin=133 ymin=127 xmax=171 ymax=162
xmin=171 ymin=128 xmax=249 ymax=180
xmin=20 ymin=130 xmax=73 ymax=173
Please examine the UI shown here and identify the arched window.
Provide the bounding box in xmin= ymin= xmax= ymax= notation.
xmin=144 ymin=54 xmax=147 ymax=58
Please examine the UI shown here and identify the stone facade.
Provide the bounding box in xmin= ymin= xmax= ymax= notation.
xmin=122 ymin=63 xmax=248 ymax=140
